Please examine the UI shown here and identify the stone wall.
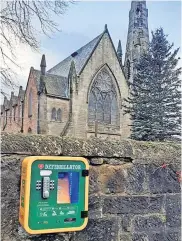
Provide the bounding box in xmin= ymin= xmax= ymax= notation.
xmin=1 ymin=133 xmax=181 ymax=241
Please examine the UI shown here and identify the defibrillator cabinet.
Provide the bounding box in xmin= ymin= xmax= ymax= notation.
xmin=19 ymin=156 xmax=89 ymax=234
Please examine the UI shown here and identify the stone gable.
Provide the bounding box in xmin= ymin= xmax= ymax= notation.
xmin=68 ymin=31 xmax=131 ymax=139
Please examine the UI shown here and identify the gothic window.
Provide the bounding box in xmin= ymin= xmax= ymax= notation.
xmin=28 ymin=127 xmax=32 ymax=133
xmin=136 ymin=7 xmax=141 ymax=17
xmin=51 ymin=108 xmax=56 ymax=121
xmin=18 ymin=104 xmax=21 ymax=122
xmin=14 ymin=106 xmax=16 ymax=121
xmin=126 ymin=60 xmax=131 ymax=79
xmin=88 ymin=68 xmax=119 ymax=126
xmin=28 ymin=89 xmax=32 ymax=117
xmin=10 ymin=108 xmax=12 ymax=123
xmin=5 ymin=110 xmax=7 ymax=125
xmin=111 ymin=94 xmax=119 ymax=124
xmin=57 ymin=108 xmax=62 ymax=121
xmin=137 ymin=3 xmax=142 ymax=10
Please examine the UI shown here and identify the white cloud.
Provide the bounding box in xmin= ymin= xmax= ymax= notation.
xmin=1 ymin=41 xmax=63 ymax=102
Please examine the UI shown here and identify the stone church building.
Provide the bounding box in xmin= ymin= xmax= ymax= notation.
xmin=1 ymin=1 xmax=149 ymax=139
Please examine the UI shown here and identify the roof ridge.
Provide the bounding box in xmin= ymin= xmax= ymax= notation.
xmin=47 ymin=32 xmax=104 ymax=75
xmin=72 ymin=33 xmax=103 ymax=55
xmin=46 ymin=72 xmax=68 ymax=79
xmin=33 ymin=68 xmax=67 ymax=79
xmin=78 ymin=32 xmax=104 ymax=74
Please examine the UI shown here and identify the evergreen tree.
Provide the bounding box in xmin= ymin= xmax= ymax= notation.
xmin=124 ymin=28 xmax=181 ymax=141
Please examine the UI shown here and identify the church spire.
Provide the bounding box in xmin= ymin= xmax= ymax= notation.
xmin=117 ymin=40 xmax=122 ymax=65
xmin=124 ymin=0 xmax=149 ymax=83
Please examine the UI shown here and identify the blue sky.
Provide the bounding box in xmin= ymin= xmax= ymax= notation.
xmin=41 ymin=0 xmax=181 ymax=70
xmin=2 ymin=1 xmax=181 ymax=99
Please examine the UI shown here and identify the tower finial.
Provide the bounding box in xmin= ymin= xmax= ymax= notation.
xmin=104 ymin=24 xmax=108 ymax=31
xmin=117 ymin=40 xmax=122 ymax=65
xmin=117 ymin=40 xmax=122 ymax=56
xmin=40 ymin=54 xmax=46 ymax=75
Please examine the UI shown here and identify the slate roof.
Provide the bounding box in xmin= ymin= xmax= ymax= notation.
xmin=1 ymin=87 xmax=25 ymax=114
xmin=32 ymin=69 xmax=69 ymax=98
xmin=47 ymin=33 xmax=103 ymax=77
xmin=44 ymin=74 xmax=69 ymax=98
xmin=29 ymin=28 xmax=112 ymax=99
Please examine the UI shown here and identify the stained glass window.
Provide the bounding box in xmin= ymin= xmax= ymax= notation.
xmin=88 ymin=68 xmax=119 ymax=126
xmin=14 ymin=106 xmax=16 ymax=121
xmin=28 ymin=89 xmax=32 ymax=117
xmin=57 ymin=108 xmax=62 ymax=121
xmin=51 ymin=108 xmax=56 ymax=121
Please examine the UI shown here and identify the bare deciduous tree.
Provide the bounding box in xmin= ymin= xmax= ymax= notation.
xmin=0 ymin=0 xmax=71 ymax=95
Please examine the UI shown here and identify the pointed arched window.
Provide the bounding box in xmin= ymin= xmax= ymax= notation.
xmin=136 ymin=7 xmax=141 ymax=17
xmin=18 ymin=104 xmax=21 ymax=122
xmin=14 ymin=106 xmax=16 ymax=121
xmin=51 ymin=108 xmax=56 ymax=121
xmin=88 ymin=67 xmax=119 ymax=126
xmin=57 ymin=108 xmax=62 ymax=122
xmin=28 ymin=89 xmax=32 ymax=117
xmin=28 ymin=127 xmax=32 ymax=133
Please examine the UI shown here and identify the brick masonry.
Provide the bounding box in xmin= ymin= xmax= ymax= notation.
xmin=23 ymin=69 xmax=38 ymax=134
xmin=2 ymin=99 xmax=23 ymax=133
xmin=1 ymin=90 xmax=24 ymax=134
xmin=1 ymin=133 xmax=181 ymax=241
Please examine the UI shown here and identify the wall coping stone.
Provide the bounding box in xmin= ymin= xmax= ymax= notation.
xmin=1 ymin=133 xmax=181 ymax=165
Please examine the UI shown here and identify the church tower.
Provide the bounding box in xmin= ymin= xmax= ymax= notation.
xmin=124 ymin=0 xmax=149 ymax=84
